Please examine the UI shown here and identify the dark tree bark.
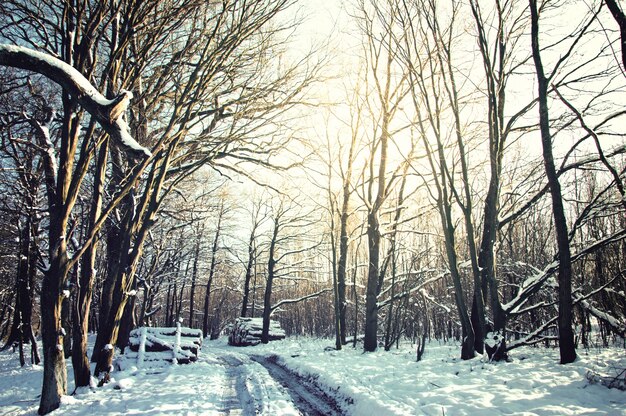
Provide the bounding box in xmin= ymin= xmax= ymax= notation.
xmin=469 ymin=0 xmax=512 ymax=361
xmin=4 ymin=209 xmax=40 ymax=366
xmin=241 ymin=207 xmax=261 ymax=318
xmin=188 ymin=230 xmax=202 ymax=327
xmin=329 ymin=201 xmax=342 ymax=351
xmin=529 ymin=0 xmax=577 ymax=364
xmin=203 ymin=205 xmax=223 ymax=338
xmin=262 ymin=216 xmax=279 ymax=344
xmin=364 ymin=209 xmax=382 ymax=352
xmin=336 ymin=130 xmax=357 ymax=345
xmin=72 ymin=137 xmax=107 ymax=387
xmin=241 ymin=230 xmax=255 ymax=318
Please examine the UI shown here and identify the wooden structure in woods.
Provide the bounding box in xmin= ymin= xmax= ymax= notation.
xmin=124 ymin=324 xmax=202 ymax=367
xmin=228 ymin=317 xmax=286 ymax=346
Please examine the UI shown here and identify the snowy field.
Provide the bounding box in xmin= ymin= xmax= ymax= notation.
xmin=0 ymin=336 xmax=624 ymax=415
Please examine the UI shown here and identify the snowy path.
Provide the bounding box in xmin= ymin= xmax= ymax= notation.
xmin=216 ymin=355 xmax=248 ymax=415
xmin=0 ymin=347 xmax=311 ymax=415
xmin=214 ymin=350 xmax=347 ymax=415
xmin=251 ymin=354 xmax=345 ymax=416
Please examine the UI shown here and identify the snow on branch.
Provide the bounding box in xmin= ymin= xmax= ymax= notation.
xmin=506 ymin=314 xmax=559 ymax=350
xmin=0 ymin=44 xmax=151 ymax=158
xmin=270 ymin=288 xmax=332 ymax=312
xmin=504 ymin=227 xmax=626 ymax=315
xmin=575 ymin=280 xmax=626 ymax=336
xmin=508 ymin=279 xmax=621 ymax=350
xmin=376 ymin=270 xmax=447 ymax=309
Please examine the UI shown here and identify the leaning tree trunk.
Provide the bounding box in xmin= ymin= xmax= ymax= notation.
xmin=72 ymin=138 xmax=106 ymax=386
xmin=91 ymin=146 xmax=131 ymax=364
xmin=95 ymin=191 xmax=157 ymax=378
xmin=91 ymin=200 xmax=133 ymax=367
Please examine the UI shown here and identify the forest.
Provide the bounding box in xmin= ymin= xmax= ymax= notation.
xmin=0 ymin=0 xmax=625 ymax=415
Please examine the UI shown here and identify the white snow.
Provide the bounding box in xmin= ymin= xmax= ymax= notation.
xmin=0 ymin=335 xmax=624 ymax=415
xmin=40 ymin=124 xmax=58 ymax=177
xmin=1 ymin=45 xmax=111 ymax=105
xmin=247 ymin=338 xmax=625 ymax=416
xmin=0 ymin=335 xmax=299 ymax=415
xmin=116 ymin=117 xmax=152 ymax=157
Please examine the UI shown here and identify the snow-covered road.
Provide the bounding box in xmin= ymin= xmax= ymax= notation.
xmin=251 ymin=354 xmax=346 ymax=415
xmin=0 ymin=344 xmax=343 ymax=415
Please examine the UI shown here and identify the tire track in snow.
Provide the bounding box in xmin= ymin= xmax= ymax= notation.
xmin=218 ymin=354 xmax=258 ymax=415
xmin=250 ymin=354 xmax=346 ymax=416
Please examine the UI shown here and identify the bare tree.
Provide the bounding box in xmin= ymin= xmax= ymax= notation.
xmin=240 ymin=196 xmax=268 ymax=318
xmin=261 ymin=195 xmax=328 ymax=344
xmin=353 ymin=0 xmax=411 ymax=352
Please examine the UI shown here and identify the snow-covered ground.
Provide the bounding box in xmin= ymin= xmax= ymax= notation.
xmin=0 ymin=338 xmax=300 ymax=415
xmin=248 ymin=338 xmax=626 ymax=415
xmin=0 ymin=336 xmax=624 ymax=415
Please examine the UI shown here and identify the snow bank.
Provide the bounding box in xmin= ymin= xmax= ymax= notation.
xmin=243 ymin=338 xmax=626 ymax=415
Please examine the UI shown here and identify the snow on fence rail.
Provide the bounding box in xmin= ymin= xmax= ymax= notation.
xmin=228 ymin=317 xmax=285 ymax=346
xmin=124 ymin=324 xmax=203 ymax=368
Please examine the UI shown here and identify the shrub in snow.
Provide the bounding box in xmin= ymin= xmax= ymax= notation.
xmin=228 ymin=317 xmax=286 ymax=346
xmin=586 ymin=368 xmax=626 ymax=391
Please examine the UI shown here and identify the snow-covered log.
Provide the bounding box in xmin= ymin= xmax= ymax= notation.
xmin=0 ymin=44 xmax=151 ymax=158
xmin=125 ymin=326 xmax=202 ymax=366
xmin=228 ymin=317 xmax=285 ymax=346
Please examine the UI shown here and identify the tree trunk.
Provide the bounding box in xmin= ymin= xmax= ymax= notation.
xmin=241 ymin=230 xmax=255 ymax=317
xmin=364 ymin=211 xmax=381 ymax=352
xmin=203 ymin=208 xmax=222 ymax=338
xmin=478 ymin=183 xmax=508 ymax=361
xmin=330 ymin=219 xmax=342 ymax=351
xmin=337 ymin=132 xmax=356 ymax=345
xmin=262 ymin=219 xmax=279 ymax=344
xmin=337 ymin=214 xmax=348 ymax=345
xmin=530 ymin=0 xmax=577 ymax=364
xmin=71 ymin=138 xmax=105 ymax=386
xmin=352 ymin=253 xmax=359 ymax=348
xmin=189 ymin=234 xmax=201 ymax=327
xmin=5 ymin=220 xmax=38 ymax=362
xmin=116 ymin=294 xmax=136 ymax=352
xmin=61 ymin=294 xmax=72 ymax=359
xmin=72 ymin=139 xmax=106 ymax=387
xmin=38 ymin=251 xmax=69 ymax=415
xmin=91 ymin=208 xmax=132 ymax=367
xmin=91 ymin=147 xmax=130 ymax=364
